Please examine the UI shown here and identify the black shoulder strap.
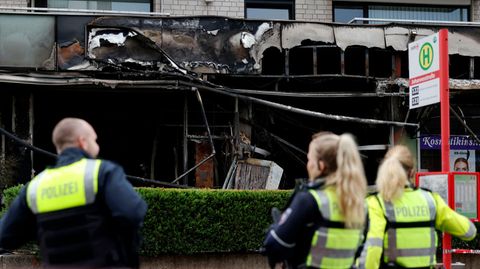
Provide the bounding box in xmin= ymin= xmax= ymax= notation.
xmin=419 ymin=186 xmax=433 ymax=193
xmin=387 ymin=220 xmax=435 ymax=229
xmin=321 ymin=220 xmax=346 ymax=228
xmin=353 ymin=206 xmax=369 ymax=262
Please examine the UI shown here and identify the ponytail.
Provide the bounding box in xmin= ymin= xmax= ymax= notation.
xmin=332 ymin=134 xmax=367 ymax=228
xmin=376 ymin=145 xmax=413 ymax=202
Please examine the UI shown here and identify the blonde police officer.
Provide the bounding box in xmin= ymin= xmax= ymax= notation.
xmin=358 ymin=145 xmax=476 ymax=269
xmin=264 ymin=132 xmax=368 ymax=268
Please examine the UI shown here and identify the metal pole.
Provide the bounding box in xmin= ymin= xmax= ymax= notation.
xmin=439 ymin=28 xmax=451 ymax=269
xmin=29 ymin=93 xmax=34 ymax=178
xmin=150 ymin=127 xmax=158 ymax=180
xmin=11 ymin=96 xmax=16 ymax=134
xmin=234 ymin=97 xmax=239 ymax=157
xmin=390 ymin=96 xmax=395 ymax=146
xmin=182 ymin=93 xmax=188 ymax=185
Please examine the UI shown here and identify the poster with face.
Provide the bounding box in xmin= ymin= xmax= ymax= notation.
xmin=450 ymin=150 xmax=476 ymax=172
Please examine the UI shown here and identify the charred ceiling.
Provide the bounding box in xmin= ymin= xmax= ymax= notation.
xmin=1 ymin=12 xmax=480 ymax=188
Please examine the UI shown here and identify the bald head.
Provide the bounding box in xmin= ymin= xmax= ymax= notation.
xmin=52 ymin=118 xmax=99 ymax=157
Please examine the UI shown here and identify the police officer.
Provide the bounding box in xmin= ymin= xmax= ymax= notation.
xmin=358 ymin=145 xmax=477 ymax=269
xmin=0 ymin=117 xmax=147 ymax=268
xmin=263 ymin=132 xmax=368 ymax=269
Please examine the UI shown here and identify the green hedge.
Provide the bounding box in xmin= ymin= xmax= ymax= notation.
xmin=1 ymin=186 xmax=290 ymax=256
xmin=1 ymin=184 xmax=23 ymax=215
xmin=137 ymin=188 xmax=290 ymax=256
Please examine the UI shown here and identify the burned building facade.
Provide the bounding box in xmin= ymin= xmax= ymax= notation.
xmin=1 ymin=10 xmax=480 ymax=188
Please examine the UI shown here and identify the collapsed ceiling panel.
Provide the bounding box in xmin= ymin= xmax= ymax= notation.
xmin=447 ymin=27 xmax=480 ymax=57
xmin=334 ymin=26 xmax=386 ymax=51
xmin=281 ymin=22 xmax=335 ymax=48
xmin=385 ymin=25 xmax=480 ymax=57
xmin=384 ymin=26 xmax=410 ymax=51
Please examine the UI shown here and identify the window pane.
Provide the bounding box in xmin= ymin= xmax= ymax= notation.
xmin=334 ymin=6 xmax=363 ymax=23
xmin=0 ymin=15 xmax=55 ymax=68
xmin=112 ymin=2 xmax=149 ymax=12
xmin=49 ymin=0 xmax=149 ymax=12
xmin=369 ymin=6 xmax=468 ymax=22
xmin=246 ymin=7 xmax=289 ymax=20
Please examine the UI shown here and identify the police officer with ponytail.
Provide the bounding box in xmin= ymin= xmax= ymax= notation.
xmin=0 ymin=117 xmax=147 ymax=268
xmin=358 ymin=145 xmax=476 ymax=269
xmin=263 ymin=132 xmax=368 ymax=269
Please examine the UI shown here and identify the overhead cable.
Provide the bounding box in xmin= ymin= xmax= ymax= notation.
xmin=0 ymin=73 xmax=418 ymax=127
xmin=179 ymin=81 xmax=419 ymax=128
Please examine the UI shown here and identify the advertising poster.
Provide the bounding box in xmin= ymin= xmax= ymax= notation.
xmin=450 ymin=150 xmax=476 ymax=172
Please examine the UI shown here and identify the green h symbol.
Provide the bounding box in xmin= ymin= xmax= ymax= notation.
xmin=422 ymin=47 xmax=430 ymax=66
xmin=419 ymin=42 xmax=433 ymax=70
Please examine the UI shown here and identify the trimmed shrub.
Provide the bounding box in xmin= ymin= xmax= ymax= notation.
xmin=1 ymin=184 xmax=23 ymax=215
xmin=137 ymin=188 xmax=290 ymax=256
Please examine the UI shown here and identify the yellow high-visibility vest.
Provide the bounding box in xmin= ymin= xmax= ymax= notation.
xmin=377 ymin=189 xmax=437 ymax=267
xmin=359 ymin=188 xmax=476 ymax=269
xmin=26 ymin=159 xmax=101 ymax=214
xmin=306 ymin=186 xmax=364 ymax=268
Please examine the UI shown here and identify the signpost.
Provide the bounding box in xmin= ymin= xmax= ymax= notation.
xmin=409 ymin=32 xmax=441 ymax=109
xmin=409 ymin=29 xmax=451 ymax=268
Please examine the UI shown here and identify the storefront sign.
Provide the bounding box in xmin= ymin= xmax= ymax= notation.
xmin=420 ymin=135 xmax=480 ymax=150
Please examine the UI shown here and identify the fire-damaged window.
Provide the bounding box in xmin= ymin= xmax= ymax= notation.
xmin=334 ymin=2 xmax=469 ymax=23
xmin=245 ymin=0 xmax=294 ymax=20
xmin=36 ymin=0 xmax=151 ymax=12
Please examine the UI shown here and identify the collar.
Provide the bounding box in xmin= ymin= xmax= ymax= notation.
xmin=54 ymin=147 xmax=93 ymax=168
xmin=307 ymin=177 xmax=327 ymax=189
xmin=404 ymin=182 xmax=416 ymax=191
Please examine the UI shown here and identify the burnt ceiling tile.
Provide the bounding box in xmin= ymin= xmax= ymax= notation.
xmin=281 ymin=22 xmax=334 ymax=49
xmin=334 ymin=26 xmax=385 ymax=51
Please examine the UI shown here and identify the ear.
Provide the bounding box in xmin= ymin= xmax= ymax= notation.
xmin=318 ymin=161 xmax=325 ymax=175
xmin=76 ymin=136 xmax=87 ymax=151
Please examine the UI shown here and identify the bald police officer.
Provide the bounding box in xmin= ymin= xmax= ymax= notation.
xmin=0 ymin=117 xmax=147 ymax=268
